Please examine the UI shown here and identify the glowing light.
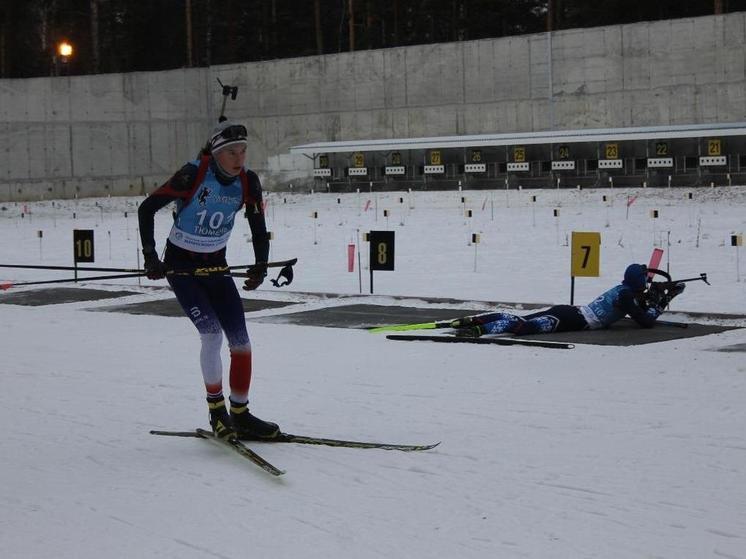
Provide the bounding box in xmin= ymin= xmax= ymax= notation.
xmin=58 ymin=42 xmax=73 ymax=58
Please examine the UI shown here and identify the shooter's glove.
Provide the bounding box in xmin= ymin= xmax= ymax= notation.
xmin=142 ymin=249 xmax=167 ymax=280
xmin=641 ymin=287 xmax=663 ymax=310
xmin=658 ymin=282 xmax=686 ymax=309
xmin=242 ymin=263 xmax=267 ymax=291
xmin=669 ymin=282 xmax=686 ymax=299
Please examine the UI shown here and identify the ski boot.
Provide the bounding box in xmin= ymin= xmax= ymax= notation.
xmin=450 ymin=316 xmax=478 ymax=328
xmin=454 ymin=324 xmax=486 ymax=338
xmin=230 ymin=399 xmax=281 ymax=440
xmin=207 ymin=395 xmax=237 ymax=441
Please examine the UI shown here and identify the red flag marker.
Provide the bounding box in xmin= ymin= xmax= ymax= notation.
xmin=647 ymin=248 xmax=664 ymax=278
xmin=347 ymin=244 xmax=355 ymax=272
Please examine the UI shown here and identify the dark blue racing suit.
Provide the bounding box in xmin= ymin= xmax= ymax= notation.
xmin=477 ymin=283 xmax=660 ymax=336
xmin=138 ymin=157 xmax=269 ymax=400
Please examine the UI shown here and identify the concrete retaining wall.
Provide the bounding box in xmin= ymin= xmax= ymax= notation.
xmin=1 ymin=13 xmax=744 ymax=201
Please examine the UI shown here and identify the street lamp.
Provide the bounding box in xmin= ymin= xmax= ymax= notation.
xmin=52 ymin=41 xmax=74 ymax=76
xmin=58 ymin=41 xmax=74 ymax=63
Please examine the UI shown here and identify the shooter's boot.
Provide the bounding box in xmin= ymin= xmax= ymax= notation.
xmin=450 ymin=316 xmax=478 ymax=328
xmin=454 ymin=324 xmax=486 ymax=338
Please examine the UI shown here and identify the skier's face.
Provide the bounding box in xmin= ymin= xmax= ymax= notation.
xmin=214 ymin=144 xmax=247 ymax=177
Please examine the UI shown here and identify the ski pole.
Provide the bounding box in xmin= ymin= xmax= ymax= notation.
xmin=656 ymin=320 xmax=688 ymax=329
xmin=1 ymin=259 xmax=299 ymax=290
xmin=0 ymin=258 xmax=297 ymax=275
xmin=1 ymin=272 xmax=146 ymax=290
xmin=0 ymin=263 xmax=143 ymax=273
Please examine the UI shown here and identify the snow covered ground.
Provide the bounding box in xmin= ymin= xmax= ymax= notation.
xmin=1 ymin=185 xmax=745 ymax=558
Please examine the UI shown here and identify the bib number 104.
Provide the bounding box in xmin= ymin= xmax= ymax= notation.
xmin=195 ymin=210 xmax=235 ymax=229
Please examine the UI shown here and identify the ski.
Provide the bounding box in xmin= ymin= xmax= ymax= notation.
xmin=187 ymin=428 xmax=285 ymax=476
xmin=150 ymin=429 xmax=439 ymax=452
xmin=254 ymin=433 xmax=439 ymax=451
xmin=368 ymin=321 xmax=447 ymax=333
xmin=386 ymin=333 xmax=575 ymax=349
xmin=368 ymin=312 xmax=501 ymax=334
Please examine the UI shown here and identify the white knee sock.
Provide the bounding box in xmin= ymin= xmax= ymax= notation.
xmin=200 ymin=332 xmax=224 ymax=392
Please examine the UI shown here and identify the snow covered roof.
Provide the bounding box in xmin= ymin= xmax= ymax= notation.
xmin=289 ymin=122 xmax=746 ymax=155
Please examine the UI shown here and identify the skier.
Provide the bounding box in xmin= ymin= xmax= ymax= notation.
xmin=138 ymin=121 xmax=279 ymax=441
xmin=454 ymin=263 xmax=685 ymax=337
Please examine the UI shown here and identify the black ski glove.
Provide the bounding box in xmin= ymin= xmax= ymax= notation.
xmin=658 ymin=282 xmax=686 ymax=309
xmin=143 ymin=249 xmax=167 ymax=280
xmin=668 ymin=282 xmax=686 ymax=300
xmin=242 ymin=263 xmax=267 ymax=291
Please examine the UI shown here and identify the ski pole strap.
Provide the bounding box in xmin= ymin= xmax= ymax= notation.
xmin=270 ymin=264 xmax=294 ymax=287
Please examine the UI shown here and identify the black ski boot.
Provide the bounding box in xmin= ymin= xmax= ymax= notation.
xmin=230 ymin=399 xmax=280 ymax=440
xmin=450 ymin=316 xmax=478 ymax=328
xmin=207 ymin=396 xmax=237 ymax=441
xmin=454 ymin=324 xmax=486 ymax=338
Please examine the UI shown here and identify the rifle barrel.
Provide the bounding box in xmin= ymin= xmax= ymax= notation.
xmin=673 ymin=275 xmax=708 ymax=283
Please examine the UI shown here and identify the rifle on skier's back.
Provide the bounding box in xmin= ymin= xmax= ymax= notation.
xmin=199 ymin=78 xmax=240 ymax=156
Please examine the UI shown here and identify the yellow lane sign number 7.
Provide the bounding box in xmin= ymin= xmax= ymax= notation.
xmin=571 ymin=232 xmax=601 ymax=277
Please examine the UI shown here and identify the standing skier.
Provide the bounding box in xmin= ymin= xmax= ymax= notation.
xmin=454 ymin=263 xmax=685 ymax=337
xmin=138 ymin=121 xmax=279 ymax=441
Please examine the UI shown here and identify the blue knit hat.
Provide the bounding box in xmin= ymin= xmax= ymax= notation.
xmin=623 ymin=264 xmax=647 ymax=290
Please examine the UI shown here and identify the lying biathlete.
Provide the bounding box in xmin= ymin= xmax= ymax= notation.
xmin=454 ymin=264 xmax=684 ymax=337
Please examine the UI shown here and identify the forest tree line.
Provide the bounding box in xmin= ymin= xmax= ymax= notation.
xmin=0 ymin=0 xmax=742 ymax=78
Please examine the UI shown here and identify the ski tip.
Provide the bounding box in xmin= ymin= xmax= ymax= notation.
xmin=398 ymin=441 xmax=440 ymax=451
xmin=390 ymin=441 xmax=440 ymax=451
xmin=368 ymin=326 xmax=396 ymax=333
xmin=150 ymin=429 xmax=203 ymax=437
xmin=194 ymin=428 xmax=213 ymax=438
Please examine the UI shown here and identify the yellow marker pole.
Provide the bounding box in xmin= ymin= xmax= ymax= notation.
xmin=570 ymin=231 xmax=601 ymax=304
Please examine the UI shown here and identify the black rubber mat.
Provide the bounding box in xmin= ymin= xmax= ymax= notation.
xmin=252 ymin=303 xmax=739 ymax=346
xmin=92 ymin=297 xmax=296 ymax=317
xmin=252 ymin=304 xmax=476 ymax=329
xmin=0 ymin=287 xmax=139 ymax=306
xmin=522 ymin=318 xmax=738 ymax=346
